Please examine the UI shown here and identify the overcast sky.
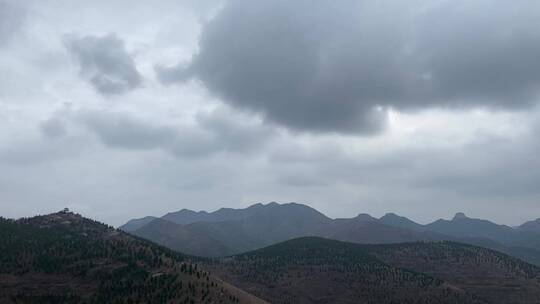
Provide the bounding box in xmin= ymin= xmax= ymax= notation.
xmin=1 ymin=0 xmax=539 ymax=226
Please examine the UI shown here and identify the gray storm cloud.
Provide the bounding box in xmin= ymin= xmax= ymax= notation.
xmin=157 ymin=0 xmax=540 ymax=133
xmin=2 ymin=0 xmax=540 ymax=226
xmin=65 ymin=34 xmax=142 ymax=96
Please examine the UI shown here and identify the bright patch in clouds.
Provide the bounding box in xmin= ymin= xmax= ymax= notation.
xmin=0 ymin=0 xmax=539 ymax=226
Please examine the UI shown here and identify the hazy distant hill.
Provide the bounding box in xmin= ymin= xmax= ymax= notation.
xmin=379 ymin=212 xmax=426 ymax=231
xmin=205 ymin=237 xmax=485 ymax=304
xmin=380 ymin=212 xmax=540 ymax=265
xmin=380 ymin=212 xmax=540 ymax=249
xmin=326 ymin=215 xmax=439 ymax=244
xmin=128 ymin=203 xmax=436 ymax=257
xmin=520 ymin=218 xmax=540 ymax=234
xmin=121 ymin=202 xmax=540 ymax=265
xmin=162 ymin=203 xmax=268 ymax=225
xmin=0 ymin=212 xmax=265 ymax=304
xmin=425 ymin=213 xmax=540 ymax=250
xmin=119 ymin=215 xmax=157 ymax=232
xmin=136 ymin=202 xmax=334 ymax=256
xmin=134 ymin=218 xmax=235 ymax=257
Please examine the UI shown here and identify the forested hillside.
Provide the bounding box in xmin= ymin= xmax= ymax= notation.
xmin=204 ymin=237 xmax=484 ymax=304
xmin=366 ymin=242 xmax=540 ymax=304
xmin=205 ymin=237 xmax=540 ymax=304
xmin=0 ymin=211 xmax=265 ymax=304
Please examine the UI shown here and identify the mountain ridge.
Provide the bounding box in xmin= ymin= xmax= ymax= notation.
xmin=121 ymin=202 xmax=540 ymax=265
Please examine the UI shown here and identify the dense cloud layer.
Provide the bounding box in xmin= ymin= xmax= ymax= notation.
xmin=40 ymin=118 xmax=67 ymax=139
xmin=1 ymin=0 xmax=540 ymax=226
xmin=0 ymin=1 xmax=24 ymax=46
xmin=65 ymin=34 xmax=142 ymax=95
xmin=158 ymin=0 xmax=540 ymax=133
xmin=77 ymin=108 xmax=275 ymax=158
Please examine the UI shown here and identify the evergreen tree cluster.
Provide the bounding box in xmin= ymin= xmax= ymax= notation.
xmin=206 ymin=237 xmax=486 ymax=304
xmin=0 ymin=214 xmax=244 ymax=303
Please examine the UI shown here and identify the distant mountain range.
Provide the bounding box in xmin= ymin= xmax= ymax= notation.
xmin=120 ymin=202 xmax=540 ymax=265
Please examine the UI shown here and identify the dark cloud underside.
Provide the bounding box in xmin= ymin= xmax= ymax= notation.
xmin=158 ymin=0 xmax=540 ymax=134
